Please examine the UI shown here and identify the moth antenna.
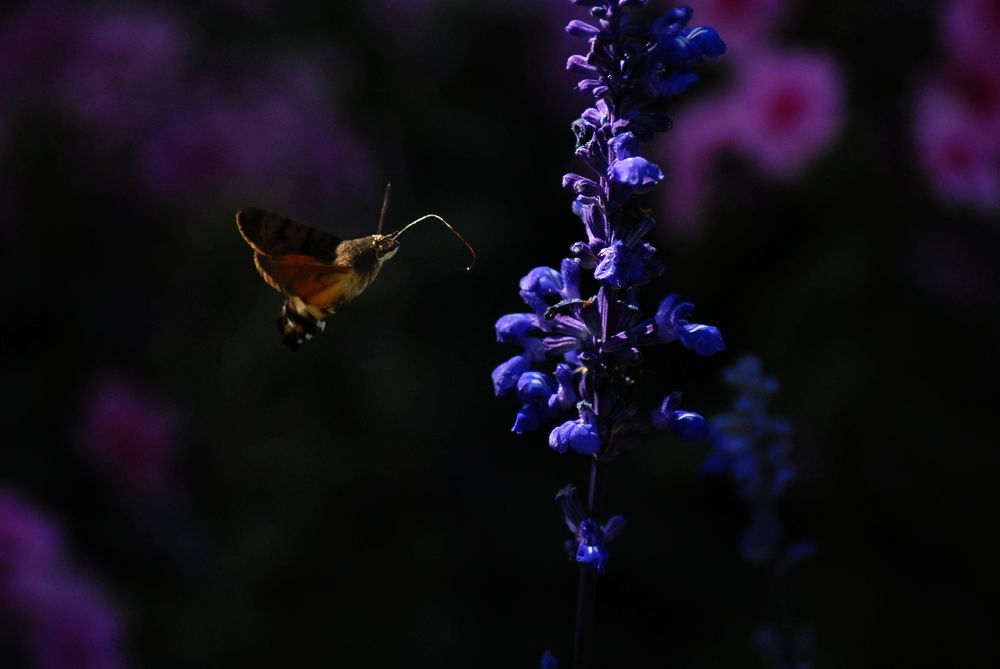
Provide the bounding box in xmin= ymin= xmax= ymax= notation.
xmin=391 ymin=214 xmax=477 ymax=271
xmin=377 ymin=182 xmax=392 ymax=235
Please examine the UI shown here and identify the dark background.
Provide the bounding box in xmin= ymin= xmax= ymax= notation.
xmin=1 ymin=1 xmax=997 ymax=667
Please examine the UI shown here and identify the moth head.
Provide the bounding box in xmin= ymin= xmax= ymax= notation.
xmin=372 ymin=233 xmax=400 ymax=261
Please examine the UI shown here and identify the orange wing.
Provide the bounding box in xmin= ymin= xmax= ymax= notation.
xmin=254 ymin=253 xmax=354 ymax=309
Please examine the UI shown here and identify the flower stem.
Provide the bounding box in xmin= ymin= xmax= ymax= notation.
xmin=572 ymin=458 xmax=608 ymax=669
xmin=773 ymin=555 xmax=799 ymax=668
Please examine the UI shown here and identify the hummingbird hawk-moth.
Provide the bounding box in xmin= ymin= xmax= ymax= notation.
xmin=237 ymin=185 xmax=475 ymax=349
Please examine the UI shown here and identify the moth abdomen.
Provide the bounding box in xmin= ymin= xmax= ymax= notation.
xmin=277 ymin=300 xmax=326 ymax=350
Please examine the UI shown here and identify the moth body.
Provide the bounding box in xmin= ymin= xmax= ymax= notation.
xmin=236 ymin=209 xmax=401 ymax=349
xmin=236 ymin=189 xmax=471 ymax=350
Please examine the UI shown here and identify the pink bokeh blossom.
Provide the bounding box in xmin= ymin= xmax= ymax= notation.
xmin=914 ymin=79 xmax=1000 ymax=211
xmin=656 ymin=49 xmax=844 ymax=233
xmin=912 ymin=0 xmax=1000 ymax=212
xmin=79 ymin=376 xmax=178 ymax=498
xmin=942 ymin=0 xmax=1000 ymax=69
xmin=659 ymin=97 xmax=739 ymax=233
xmin=730 ymin=50 xmax=844 ymax=179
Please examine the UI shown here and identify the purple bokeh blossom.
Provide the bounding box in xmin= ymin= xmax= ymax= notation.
xmin=17 ymin=576 xmax=126 ymax=669
xmin=0 ymin=492 xmax=63 ymax=587
xmin=0 ymin=5 xmax=190 ymax=143
xmin=78 ymin=376 xmax=178 ymax=498
xmin=0 ymin=4 xmax=374 ymax=217
xmin=0 ymin=5 xmax=78 ymax=100
xmin=56 ymin=10 xmax=190 ymax=142
xmin=138 ymin=59 xmax=373 ymax=214
xmin=1 ymin=489 xmax=126 ymax=669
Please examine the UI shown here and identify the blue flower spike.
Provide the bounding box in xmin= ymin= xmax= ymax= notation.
xmin=707 ymin=356 xmax=817 ymax=667
xmin=493 ymin=5 xmax=725 ymax=659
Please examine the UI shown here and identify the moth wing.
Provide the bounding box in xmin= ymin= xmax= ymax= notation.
xmin=254 ymin=253 xmax=354 ymax=308
xmin=237 ymin=208 xmax=343 ymax=260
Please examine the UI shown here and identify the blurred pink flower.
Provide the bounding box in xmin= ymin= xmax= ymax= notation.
xmin=942 ymin=0 xmax=1000 ymax=69
xmin=139 ymin=60 xmax=373 ymax=214
xmin=659 ymin=97 xmax=739 ymax=233
xmin=79 ymin=377 xmax=178 ymax=498
xmin=730 ymin=50 xmax=844 ymax=178
xmin=687 ymin=0 xmax=785 ymax=52
xmin=913 ymin=0 xmax=1000 ymax=212
xmin=914 ymin=79 xmax=1000 ymax=211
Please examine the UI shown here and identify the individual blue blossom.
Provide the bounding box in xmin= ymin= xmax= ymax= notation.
xmin=651 ymin=392 xmax=707 ymax=441
xmin=556 ymin=486 xmax=625 ymax=575
xmin=608 ymin=133 xmax=664 ymax=191
xmin=539 ymin=651 xmax=559 ymax=669
xmin=548 ymin=364 xmax=579 ymax=413
xmin=513 ymin=372 xmax=559 ymax=434
xmin=575 ymin=519 xmax=609 ymax=573
xmin=593 ymin=240 xmax=661 ymax=288
xmin=492 ymin=353 xmax=532 ymax=396
xmin=653 ymin=24 xmax=727 ymax=66
xmin=518 ymin=371 xmax=557 ymax=403
xmin=549 ymin=403 xmax=601 ymax=455
xmin=655 ymin=294 xmax=726 ymax=355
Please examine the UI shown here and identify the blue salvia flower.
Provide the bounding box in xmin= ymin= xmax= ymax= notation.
xmin=494 ymin=5 xmax=725 ymax=666
xmin=492 ymin=1 xmax=727 ymax=466
xmin=705 ymin=356 xmax=815 ymax=564
xmin=707 ymin=356 xmax=816 ymax=669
